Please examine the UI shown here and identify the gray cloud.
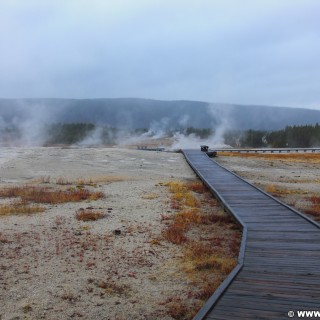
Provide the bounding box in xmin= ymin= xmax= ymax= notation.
xmin=0 ymin=0 xmax=319 ymax=109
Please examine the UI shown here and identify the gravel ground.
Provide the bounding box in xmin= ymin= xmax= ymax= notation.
xmin=0 ymin=147 xmax=240 ymax=320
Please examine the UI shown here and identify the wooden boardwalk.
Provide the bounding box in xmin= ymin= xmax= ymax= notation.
xmin=182 ymin=150 xmax=320 ymax=320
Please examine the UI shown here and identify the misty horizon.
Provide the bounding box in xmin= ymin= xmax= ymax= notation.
xmin=0 ymin=97 xmax=319 ymax=111
xmin=0 ymin=97 xmax=319 ymax=148
xmin=0 ymin=1 xmax=319 ymax=110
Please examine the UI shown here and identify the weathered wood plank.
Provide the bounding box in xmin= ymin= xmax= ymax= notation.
xmin=182 ymin=150 xmax=320 ymax=320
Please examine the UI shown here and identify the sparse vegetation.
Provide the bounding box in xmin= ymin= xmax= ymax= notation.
xmin=97 ymin=279 xmax=131 ymax=296
xmin=159 ymin=180 xmax=241 ymax=319
xmin=220 ymin=152 xmax=320 ymax=164
xmin=265 ymin=184 xmax=308 ymax=196
xmin=0 ymin=232 xmax=10 ymax=243
xmin=218 ymin=153 xmax=320 ymax=223
xmin=261 ymin=181 xmax=320 ymax=221
xmin=304 ymin=196 xmax=320 ymax=220
xmin=0 ymin=200 xmax=45 ymax=216
xmin=75 ymin=209 xmax=105 ymax=221
xmin=0 ymin=148 xmax=242 ymax=319
xmin=0 ymin=185 xmax=104 ymax=217
xmin=56 ymin=175 xmax=127 ymax=186
xmin=32 ymin=175 xmax=128 ymax=186
xmin=141 ymin=193 xmax=159 ymax=200
xmin=0 ymin=185 xmax=104 ymax=204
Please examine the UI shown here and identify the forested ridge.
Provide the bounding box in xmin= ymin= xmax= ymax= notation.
xmin=1 ymin=98 xmax=320 ymax=131
xmin=2 ymin=123 xmax=318 ymax=148
xmin=225 ymin=124 xmax=320 ymax=148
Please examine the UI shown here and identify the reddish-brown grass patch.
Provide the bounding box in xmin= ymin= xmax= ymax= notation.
xmin=160 ymin=180 xmax=241 ymax=318
xmin=0 ymin=185 xmax=104 ymax=204
xmin=75 ymin=209 xmax=105 ymax=221
xmin=187 ymin=181 xmax=208 ymax=193
xmin=0 ymin=200 xmax=45 ymax=216
xmin=304 ymin=196 xmax=320 ymax=220
xmin=310 ymin=196 xmax=320 ymax=205
xmin=220 ymin=152 xmax=320 ymax=164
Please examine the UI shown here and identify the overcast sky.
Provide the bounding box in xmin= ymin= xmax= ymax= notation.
xmin=1 ymin=0 xmax=319 ymax=109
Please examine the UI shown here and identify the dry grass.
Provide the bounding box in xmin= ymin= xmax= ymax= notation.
xmin=166 ymin=181 xmax=199 ymax=209
xmin=32 ymin=175 xmax=129 ymax=186
xmin=0 ymin=200 xmax=45 ymax=216
xmin=264 ymin=185 xmax=320 ymax=221
xmin=220 ymin=152 xmax=320 ymax=164
xmin=0 ymin=185 xmax=104 ymax=204
xmin=187 ymin=181 xmax=208 ymax=194
xmin=75 ymin=209 xmax=106 ymax=221
xmin=0 ymin=232 xmax=10 ymax=243
xmin=141 ymin=193 xmax=159 ymax=200
xmin=310 ymin=196 xmax=320 ymax=205
xmin=220 ymin=154 xmax=320 ymax=223
xmin=160 ymin=296 xmax=203 ymax=320
xmin=265 ymin=184 xmax=308 ymax=196
xmin=194 ymin=279 xmax=221 ymax=300
xmin=160 ymin=180 xmax=240 ymax=319
xmin=0 ymin=185 xmax=104 ymax=217
xmin=97 ymin=280 xmax=130 ymax=296
xmin=304 ymin=196 xmax=320 ymax=220
xmin=167 ymin=298 xmax=191 ymax=319
xmin=164 ymin=209 xmax=203 ymax=244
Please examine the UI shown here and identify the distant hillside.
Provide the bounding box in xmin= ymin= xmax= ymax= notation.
xmin=0 ymin=98 xmax=319 ymax=130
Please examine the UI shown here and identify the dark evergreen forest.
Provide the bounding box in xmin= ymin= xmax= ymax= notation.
xmin=228 ymin=124 xmax=320 ymax=148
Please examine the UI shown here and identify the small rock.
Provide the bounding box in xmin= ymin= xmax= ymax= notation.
xmin=114 ymin=230 xmax=121 ymax=236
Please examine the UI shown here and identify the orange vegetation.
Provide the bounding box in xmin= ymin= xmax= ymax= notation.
xmin=159 ymin=180 xmax=241 ymax=319
xmin=265 ymin=184 xmax=308 ymax=196
xmin=75 ymin=209 xmax=106 ymax=222
xmin=219 ymin=152 xmax=320 ymax=164
xmin=0 ymin=185 xmax=104 ymax=204
xmin=32 ymin=175 xmax=129 ymax=186
xmin=304 ymin=196 xmax=320 ymax=220
xmin=0 ymin=200 xmax=45 ymax=216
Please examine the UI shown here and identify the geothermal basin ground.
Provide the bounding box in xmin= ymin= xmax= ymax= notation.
xmin=1 ymin=147 xmax=317 ymax=320
xmin=0 ymin=147 xmax=241 ymax=320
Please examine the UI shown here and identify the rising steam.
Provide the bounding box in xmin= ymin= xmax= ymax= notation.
xmin=0 ymin=101 xmax=233 ymax=149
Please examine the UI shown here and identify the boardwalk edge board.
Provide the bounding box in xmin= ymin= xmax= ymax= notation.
xmin=182 ymin=150 xmax=248 ymax=320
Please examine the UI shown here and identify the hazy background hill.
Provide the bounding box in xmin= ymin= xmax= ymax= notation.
xmin=0 ymin=98 xmax=319 ymax=131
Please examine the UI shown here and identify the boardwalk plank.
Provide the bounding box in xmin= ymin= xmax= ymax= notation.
xmin=182 ymin=150 xmax=320 ymax=320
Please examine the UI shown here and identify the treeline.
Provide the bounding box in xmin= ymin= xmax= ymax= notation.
xmin=45 ymin=123 xmax=95 ymax=145
xmin=42 ymin=123 xmax=320 ymax=147
xmin=183 ymin=124 xmax=320 ymax=148
xmin=44 ymin=125 xmax=214 ymax=145
xmin=45 ymin=123 xmax=118 ymax=145
xmin=225 ymin=124 xmax=320 ymax=148
xmin=266 ymin=124 xmax=320 ymax=148
xmin=0 ymin=122 xmax=319 ymax=147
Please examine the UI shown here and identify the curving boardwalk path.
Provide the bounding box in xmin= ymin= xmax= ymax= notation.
xmin=182 ymin=150 xmax=320 ymax=320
